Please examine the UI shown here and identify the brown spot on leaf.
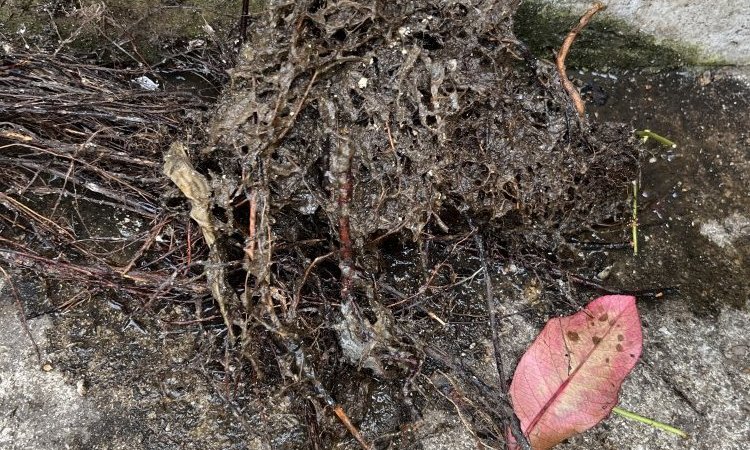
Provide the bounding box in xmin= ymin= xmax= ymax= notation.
xmin=617 ymin=334 xmax=624 ymax=341
xmin=592 ymin=336 xmax=602 ymax=345
xmin=605 ymin=358 xmax=610 ymax=363
xmin=616 ymin=344 xmax=624 ymax=352
xmin=566 ymin=331 xmax=580 ymax=342
xmin=598 ymin=313 xmax=608 ymax=322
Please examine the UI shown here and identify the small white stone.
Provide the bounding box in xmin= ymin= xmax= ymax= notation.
xmin=187 ymin=39 xmax=205 ymax=50
xmin=76 ymin=379 xmax=87 ymax=396
xmin=597 ymin=265 xmax=613 ymax=280
xmin=357 ymin=77 xmax=368 ymax=89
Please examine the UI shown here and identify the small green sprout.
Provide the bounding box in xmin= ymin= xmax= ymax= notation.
xmin=635 ymin=129 xmax=677 ymax=148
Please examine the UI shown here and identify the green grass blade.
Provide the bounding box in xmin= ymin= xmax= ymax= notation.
xmin=612 ymin=406 xmax=688 ymax=439
xmin=635 ymin=130 xmax=677 ymax=148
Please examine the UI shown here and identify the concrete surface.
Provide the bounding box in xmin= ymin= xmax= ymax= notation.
xmin=545 ymin=0 xmax=750 ymax=65
xmin=560 ymin=304 xmax=750 ymax=449
xmin=0 ymin=281 xmax=99 ymax=449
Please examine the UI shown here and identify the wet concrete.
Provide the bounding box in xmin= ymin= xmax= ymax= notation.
xmin=553 ymin=68 xmax=750 ymax=449
xmin=585 ymin=69 xmax=749 ymax=314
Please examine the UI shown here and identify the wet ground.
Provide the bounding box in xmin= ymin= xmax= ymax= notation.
xmin=557 ymin=67 xmax=750 ymax=449
xmin=583 ymin=68 xmax=749 ymax=314
xmin=1 ymin=68 xmax=748 ymax=449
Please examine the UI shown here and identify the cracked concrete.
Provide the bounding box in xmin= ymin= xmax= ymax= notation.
xmin=545 ymin=0 xmax=750 ymax=65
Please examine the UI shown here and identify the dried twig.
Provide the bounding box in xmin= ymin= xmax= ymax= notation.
xmin=292 ymin=251 xmax=334 ymax=316
xmin=239 ymin=0 xmax=250 ymax=45
xmin=426 ymin=372 xmax=496 ymax=449
xmin=328 ymin=130 xmax=373 ymax=448
xmin=294 ymin=343 xmax=372 ymax=450
xmin=555 ymin=2 xmax=606 ymax=117
xmin=334 ymin=137 xmax=356 ymax=304
xmin=473 ymin=229 xmax=530 ymax=450
xmin=0 ymin=244 xmax=202 ymax=299
xmin=120 ymin=217 xmax=170 ymax=275
xmin=333 ymin=405 xmax=372 ymax=450
xmin=420 ymin=345 xmax=511 ymax=447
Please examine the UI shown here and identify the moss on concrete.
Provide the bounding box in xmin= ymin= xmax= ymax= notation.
xmin=0 ymin=0 xmax=47 ymax=47
xmin=513 ymin=0 xmax=710 ymax=70
xmin=0 ymin=0 xmax=239 ymax=62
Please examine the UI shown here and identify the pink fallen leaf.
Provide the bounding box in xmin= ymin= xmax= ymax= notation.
xmin=509 ymin=295 xmax=643 ymax=449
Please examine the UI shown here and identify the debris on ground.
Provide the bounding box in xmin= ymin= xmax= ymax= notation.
xmin=0 ymin=1 xmax=650 ymax=448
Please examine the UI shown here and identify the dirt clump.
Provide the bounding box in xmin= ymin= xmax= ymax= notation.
xmin=205 ymin=0 xmax=635 ymax=243
xmin=164 ymin=0 xmax=638 ymax=446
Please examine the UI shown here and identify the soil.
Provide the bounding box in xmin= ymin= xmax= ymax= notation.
xmin=3 ymin=67 xmax=745 ymax=450
xmin=1 ymin=2 xmax=748 ymax=450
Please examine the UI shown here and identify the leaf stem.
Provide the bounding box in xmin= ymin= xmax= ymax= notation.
xmin=612 ymin=406 xmax=688 ymax=439
xmin=631 ymin=180 xmax=638 ymax=255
